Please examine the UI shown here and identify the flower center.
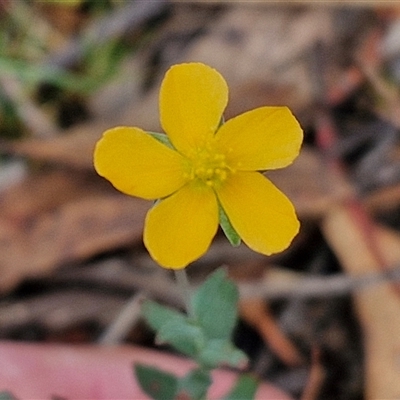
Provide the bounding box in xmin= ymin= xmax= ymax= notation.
xmin=185 ymin=142 xmax=231 ymax=188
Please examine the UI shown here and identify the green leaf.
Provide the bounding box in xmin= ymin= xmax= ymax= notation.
xmin=219 ymin=204 xmax=241 ymax=247
xmin=148 ymin=131 xmax=174 ymax=149
xmin=134 ymin=364 xmax=178 ymax=400
xmin=0 ymin=36 xmax=127 ymax=95
xmin=142 ymin=299 xmax=206 ymax=358
xmin=142 ymin=299 xmax=186 ymax=333
xmin=0 ymin=57 xmax=87 ymax=93
xmin=198 ymin=338 xmax=248 ymax=369
xmin=82 ymin=38 xmax=127 ymax=90
xmin=157 ymin=319 xmax=205 ymax=358
xmin=0 ymin=87 xmax=24 ymax=139
xmin=178 ymin=368 xmax=212 ymax=400
xmin=217 ymin=115 xmax=225 ymax=130
xmin=222 ymin=374 xmax=259 ymax=400
xmin=192 ymin=268 xmax=239 ymax=340
xmin=0 ymin=392 xmax=18 ymax=400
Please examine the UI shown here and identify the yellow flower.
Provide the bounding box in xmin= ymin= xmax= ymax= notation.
xmin=94 ymin=63 xmax=303 ymax=269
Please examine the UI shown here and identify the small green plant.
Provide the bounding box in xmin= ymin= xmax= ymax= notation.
xmin=135 ymin=268 xmax=259 ymax=400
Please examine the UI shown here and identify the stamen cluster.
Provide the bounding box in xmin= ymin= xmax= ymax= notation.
xmin=186 ymin=142 xmax=231 ymax=187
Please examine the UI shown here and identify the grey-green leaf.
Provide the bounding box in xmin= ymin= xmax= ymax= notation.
xmin=148 ymin=131 xmax=174 ymax=149
xmin=134 ymin=364 xmax=178 ymax=400
xmin=219 ymin=205 xmax=241 ymax=247
xmin=0 ymin=392 xmax=18 ymax=400
xmin=142 ymin=299 xmax=186 ymax=333
xmin=222 ymin=374 xmax=259 ymax=400
xmin=157 ymin=319 xmax=205 ymax=358
xmin=198 ymin=338 xmax=248 ymax=369
xmin=178 ymin=368 xmax=212 ymax=400
xmin=191 ymin=268 xmax=239 ymax=340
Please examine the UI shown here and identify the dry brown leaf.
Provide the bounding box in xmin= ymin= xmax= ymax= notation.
xmin=0 ymin=194 xmax=149 ymax=293
xmin=0 ymin=192 xmax=149 ymax=291
xmin=0 ymin=169 xmax=150 ymax=293
xmin=5 ymin=122 xmax=108 ymax=170
xmin=0 ymin=168 xmax=104 ymax=221
xmin=322 ymin=205 xmax=400 ymax=399
xmin=0 ymin=342 xmax=292 ymax=400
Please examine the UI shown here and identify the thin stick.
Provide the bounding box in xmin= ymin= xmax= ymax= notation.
xmin=98 ymin=291 xmax=145 ymax=345
xmin=174 ymin=269 xmax=193 ymax=317
xmin=239 ymin=267 xmax=400 ymax=300
xmin=300 ymin=347 xmax=325 ymax=400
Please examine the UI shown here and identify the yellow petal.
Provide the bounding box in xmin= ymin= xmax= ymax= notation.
xmin=216 ymin=107 xmax=303 ymax=171
xmin=160 ymin=63 xmax=228 ymax=155
xmin=94 ymin=127 xmax=187 ymax=200
xmin=144 ymin=183 xmax=219 ymax=269
xmin=216 ymin=172 xmax=299 ymax=255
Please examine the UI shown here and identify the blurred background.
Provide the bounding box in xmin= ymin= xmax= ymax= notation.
xmin=2 ymin=1 xmax=400 ymax=399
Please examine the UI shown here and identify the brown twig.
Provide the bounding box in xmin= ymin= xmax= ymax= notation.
xmin=239 ymin=299 xmax=303 ymax=367
xmin=300 ymin=347 xmax=325 ymax=400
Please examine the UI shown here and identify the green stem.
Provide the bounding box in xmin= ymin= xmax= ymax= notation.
xmin=174 ymin=269 xmax=194 ymax=317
